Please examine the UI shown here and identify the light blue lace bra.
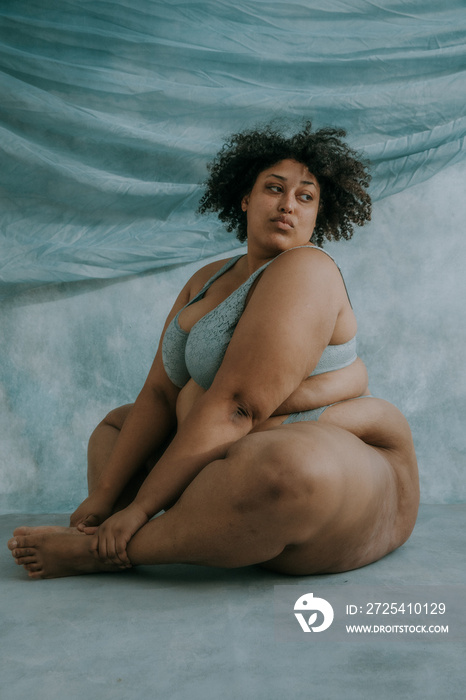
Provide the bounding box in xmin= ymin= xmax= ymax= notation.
xmin=162 ymin=247 xmax=357 ymax=390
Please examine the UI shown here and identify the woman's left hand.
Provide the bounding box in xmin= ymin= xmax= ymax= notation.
xmin=83 ymin=502 xmax=149 ymax=568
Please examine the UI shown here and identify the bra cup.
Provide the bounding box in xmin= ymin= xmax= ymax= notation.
xmin=162 ymin=246 xmax=356 ymax=390
xmin=185 ymin=289 xmax=249 ymax=389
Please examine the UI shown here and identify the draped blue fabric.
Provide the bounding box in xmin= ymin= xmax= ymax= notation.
xmin=1 ymin=0 xmax=465 ymax=290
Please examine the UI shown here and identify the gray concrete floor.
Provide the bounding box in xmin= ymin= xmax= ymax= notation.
xmin=1 ymin=504 xmax=465 ymax=700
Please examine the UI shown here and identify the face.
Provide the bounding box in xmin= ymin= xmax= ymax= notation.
xmin=241 ymin=159 xmax=320 ymax=254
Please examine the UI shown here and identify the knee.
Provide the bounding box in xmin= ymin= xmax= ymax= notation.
xmin=100 ymin=404 xmax=134 ymax=431
xmin=224 ymin=434 xmax=316 ymax=513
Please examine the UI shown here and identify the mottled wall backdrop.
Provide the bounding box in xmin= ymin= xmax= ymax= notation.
xmin=2 ymin=161 xmax=465 ymax=511
xmin=1 ymin=1 xmax=465 ymax=511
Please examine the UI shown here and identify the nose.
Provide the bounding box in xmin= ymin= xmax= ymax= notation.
xmin=279 ymin=192 xmax=294 ymax=213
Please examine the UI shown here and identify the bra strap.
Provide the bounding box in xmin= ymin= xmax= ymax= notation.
xmin=190 ymin=255 xmax=243 ymax=303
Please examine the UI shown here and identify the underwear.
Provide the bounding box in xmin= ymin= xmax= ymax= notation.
xmin=162 ymin=246 xmax=358 ymax=390
xmin=283 ymin=394 xmax=373 ymax=424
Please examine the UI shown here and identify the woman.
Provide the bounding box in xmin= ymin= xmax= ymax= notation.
xmin=8 ymin=122 xmax=419 ymax=578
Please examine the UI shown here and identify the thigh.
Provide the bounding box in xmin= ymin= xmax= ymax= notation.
xmin=257 ymin=417 xmax=418 ymax=575
xmin=103 ymin=403 xmax=134 ymax=430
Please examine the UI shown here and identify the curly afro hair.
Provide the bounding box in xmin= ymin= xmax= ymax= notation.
xmin=198 ymin=121 xmax=371 ymax=246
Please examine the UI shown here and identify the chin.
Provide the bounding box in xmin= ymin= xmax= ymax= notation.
xmin=267 ymin=234 xmax=302 ymax=250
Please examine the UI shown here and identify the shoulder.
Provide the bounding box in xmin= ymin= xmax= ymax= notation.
xmin=260 ymin=246 xmax=343 ymax=290
xmin=277 ymin=245 xmax=338 ymax=268
xmin=246 ymin=246 xmax=350 ymax=322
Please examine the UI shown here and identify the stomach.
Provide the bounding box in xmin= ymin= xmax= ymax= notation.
xmin=175 ymin=358 xmax=370 ymax=432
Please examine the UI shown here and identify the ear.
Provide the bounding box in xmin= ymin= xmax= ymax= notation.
xmin=241 ymin=194 xmax=249 ymax=212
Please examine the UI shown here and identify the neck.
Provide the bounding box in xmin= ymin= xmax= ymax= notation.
xmin=242 ymin=239 xmax=284 ymax=275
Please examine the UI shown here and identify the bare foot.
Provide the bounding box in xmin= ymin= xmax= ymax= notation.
xmin=7 ymin=525 xmax=82 ymax=566
xmin=13 ymin=525 xmax=81 ymax=537
xmin=8 ymin=528 xmax=130 ymax=579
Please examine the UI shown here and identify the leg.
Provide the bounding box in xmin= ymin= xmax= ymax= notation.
xmin=11 ymin=404 xmax=152 ymax=561
xmin=8 ymin=415 xmax=418 ymax=578
xmin=8 ymin=431 xmax=299 ymax=576
xmin=126 ymin=421 xmax=416 ymax=573
xmin=87 ymin=404 xmax=174 ymax=510
xmin=87 ymin=405 xmax=132 ymax=493
xmin=9 ymin=427 xmax=308 ymax=576
xmin=87 ymin=404 xmax=147 ymax=509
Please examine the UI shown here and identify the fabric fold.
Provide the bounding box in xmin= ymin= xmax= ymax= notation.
xmin=1 ymin=0 xmax=465 ymax=290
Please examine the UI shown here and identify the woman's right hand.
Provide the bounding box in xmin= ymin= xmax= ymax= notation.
xmin=69 ymin=490 xmax=115 ymax=530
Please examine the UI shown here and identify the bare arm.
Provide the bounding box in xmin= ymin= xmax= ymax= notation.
xmin=71 ymin=257 xmax=237 ymax=529
xmin=134 ymin=247 xmax=344 ymax=514
xmin=70 ymin=271 xmax=196 ymax=528
xmin=91 ymin=248 xmax=349 ymax=563
xmin=70 ymin=356 xmax=180 ymax=529
xmin=93 ymin=379 xmax=178 ymax=502
xmin=70 ymin=383 xmax=178 ymax=529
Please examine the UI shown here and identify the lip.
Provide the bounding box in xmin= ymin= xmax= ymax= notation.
xmin=271 ymin=216 xmax=294 ymax=229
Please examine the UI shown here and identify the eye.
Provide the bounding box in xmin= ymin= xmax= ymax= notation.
xmin=267 ymin=184 xmax=283 ymax=193
xmin=299 ymin=193 xmax=313 ymax=202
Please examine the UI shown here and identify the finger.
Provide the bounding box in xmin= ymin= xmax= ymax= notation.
xmin=106 ymin=534 xmax=128 ymax=568
xmin=98 ymin=535 xmax=108 ymax=563
xmin=115 ymin=535 xmax=132 ymax=568
xmin=75 ymin=514 xmax=99 ymax=531
xmin=107 ymin=536 xmax=123 ymax=567
xmin=89 ymin=535 xmax=99 ymax=557
xmin=82 ymin=526 xmax=99 ymax=535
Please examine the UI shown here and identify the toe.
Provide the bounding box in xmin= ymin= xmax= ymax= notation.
xmin=24 ymin=562 xmax=42 ymax=572
xmin=10 ymin=535 xmax=38 ymax=561
xmin=12 ymin=535 xmax=34 ymax=550
xmin=13 ymin=526 xmax=33 ymax=537
xmin=15 ymin=555 xmax=37 ymax=565
xmin=27 ymin=569 xmax=44 ymax=580
xmin=12 ymin=547 xmax=36 ymax=559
